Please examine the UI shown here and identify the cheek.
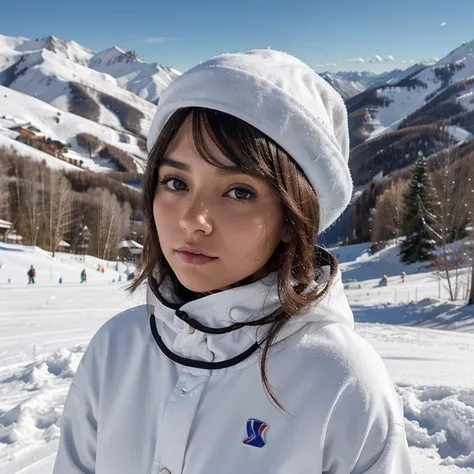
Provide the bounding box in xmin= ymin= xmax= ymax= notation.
xmin=153 ymin=196 xmax=174 ymax=237
xmin=225 ymin=210 xmax=282 ymax=250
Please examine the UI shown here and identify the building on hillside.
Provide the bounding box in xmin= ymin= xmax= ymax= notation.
xmin=0 ymin=219 xmax=12 ymax=242
xmin=56 ymin=240 xmax=71 ymax=253
xmin=43 ymin=137 xmax=68 ymax=158
xmin=118 ymin=240 xmax=143 ymax=262
xmin=0 ymin=220 xmax=23 ymax=244
xmin=10 ymin=124 xmax=44 ymax=140
xmin=9 ymin=123 xmax=69 ymax=159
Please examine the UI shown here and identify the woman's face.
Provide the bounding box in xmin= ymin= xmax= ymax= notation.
xmin=153 ymin=119 xmax=286 ymax=293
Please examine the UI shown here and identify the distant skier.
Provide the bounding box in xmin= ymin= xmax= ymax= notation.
xmin=80 ymin=269 xmax=87 ymax=284
xmin=401 ymin=271 xmax=406 ymax=283
xmin=27 ymin=265 xmax=36 ymax=285
xmin=381 ymin=274 xmax=388 ymax=286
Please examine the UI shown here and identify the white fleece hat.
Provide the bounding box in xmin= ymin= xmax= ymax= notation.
xmin=147 ymin=49 xmax=352 ymax=235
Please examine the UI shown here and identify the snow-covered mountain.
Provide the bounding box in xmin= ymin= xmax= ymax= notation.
xmin=334 ymin=71 xmax=378 ymax=86
xmin=321 ymin=64 xmax=428 ymax=100
xmin=14 ymin=35 xmax=95 ymax=66
xmin=0 ymin=34 xmax=181 ymax=172
xmin=369 ymin=63 xmax=428 ymax=88
xmin=0 ymin=35 xmax=180 ymax=141
xmin=346 ymin=39 xmax=474 ymax=186
xmin=89 ymin=47 xmax=180 ymax=104
xmin=350 ymin=40 xmax=474 ymax=140
xmin=320 ymin=72 xmax=367 ymax=99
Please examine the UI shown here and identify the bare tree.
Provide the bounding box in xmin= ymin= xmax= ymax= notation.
xmin=44 ymin=171 xmax=74 ymax=253
xmin=466 ymin=162 xmax=474 ymax=305
xmin=432 ymin=146 xmax=471 ymax=243
xmin=21 ymin=160 xmax=43 ymax=245
xmin=431 ymin=146 xmax=474 ymax=301
xmin=371 ymin=180 xmax=408 ymax=243
xmin=468 ymin=225 xmax=474 ymax=305
xmin=0 ymin=161 xmax=10 ymax=220
xmin=90 ymin=189 xmax=131 ymax=261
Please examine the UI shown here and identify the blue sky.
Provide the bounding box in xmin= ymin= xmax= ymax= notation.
xmin=1 ymin=0 xmax=473 ymax=73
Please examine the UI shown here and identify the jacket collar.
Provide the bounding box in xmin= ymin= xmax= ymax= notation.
xmin=147 ymin=261 xmax=354 ymax=372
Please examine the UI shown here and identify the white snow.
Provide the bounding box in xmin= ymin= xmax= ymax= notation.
xmin=97 ymin=101 xmax=123 ymax=130
xmin=457 ymin=90 xmax=474 ymax=112
xmin=369 ymin=80 xmax=439 ymax=135
xmin=0 ymin=246 xmax=141 ymax=474
xmin=444 ymin=125 xmax=473 ymax=143
xmin=1 ymin=239 xmax=474 ymax=472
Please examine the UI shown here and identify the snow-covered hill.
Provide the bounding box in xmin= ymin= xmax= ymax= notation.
xmin=0 ymin=84 xmax=147 ymax=171
xmin=356 ymin=39 xmax=474 ymax=138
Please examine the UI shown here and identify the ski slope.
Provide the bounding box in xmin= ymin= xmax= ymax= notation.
xmin=0 ymin=243 xmax=473 ymax=473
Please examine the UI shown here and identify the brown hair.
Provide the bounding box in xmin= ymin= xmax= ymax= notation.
xmin=131 ymin=107 xmax=338 ymax=408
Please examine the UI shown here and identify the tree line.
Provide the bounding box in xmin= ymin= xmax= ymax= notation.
xmin=0 ymin=147 xmax=138 ymax=260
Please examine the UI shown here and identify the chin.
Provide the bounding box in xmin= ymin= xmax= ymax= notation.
xmin=176 ymin=275 xmax=222 ymax=293
xmin=173 ymin=267 xmax=244 ymax=294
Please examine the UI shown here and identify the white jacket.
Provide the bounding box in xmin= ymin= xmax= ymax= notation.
xmin=53 ymin=269 xmax=412 ymax=474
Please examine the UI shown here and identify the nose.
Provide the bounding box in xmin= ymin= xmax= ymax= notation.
xmin=179 ymin=199 xmax=213 ymax=236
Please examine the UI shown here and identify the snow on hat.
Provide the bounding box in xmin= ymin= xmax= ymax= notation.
xmin=147 ymin=49 xmax=352 ymax=235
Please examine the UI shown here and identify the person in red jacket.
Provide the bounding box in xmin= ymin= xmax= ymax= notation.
xmin=27 ymin=265 xmax=36 ymax=285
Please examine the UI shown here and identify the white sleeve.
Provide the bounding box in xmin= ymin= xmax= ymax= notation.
xmin=322 ymin=365 xmax=412 ymax=473
xmin=52 ymin=329 xmax=104 ymax=473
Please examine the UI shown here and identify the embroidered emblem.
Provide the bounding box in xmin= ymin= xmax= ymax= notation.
xmin=243 ymin=418 xmax=268 ymax=448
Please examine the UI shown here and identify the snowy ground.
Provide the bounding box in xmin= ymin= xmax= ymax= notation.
xmin=0 ymin=243 xmax=474 ymax=473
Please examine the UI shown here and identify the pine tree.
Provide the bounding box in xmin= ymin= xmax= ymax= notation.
xmin=400 ymin=157 xmax=440 ymax=264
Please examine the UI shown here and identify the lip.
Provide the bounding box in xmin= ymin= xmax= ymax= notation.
xmin=175 ymin=246 xmax=217 ymax=265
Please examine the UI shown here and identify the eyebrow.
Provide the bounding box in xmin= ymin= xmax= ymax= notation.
xmin=160 ymin=157 xmax=247 ymax=177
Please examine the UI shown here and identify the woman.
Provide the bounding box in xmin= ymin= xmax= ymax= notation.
xmin=53 ymin=49 xmax=412 ymax=473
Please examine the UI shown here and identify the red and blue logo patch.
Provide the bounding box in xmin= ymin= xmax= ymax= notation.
xmin=243 ymin=418 xmax=268 ymax=448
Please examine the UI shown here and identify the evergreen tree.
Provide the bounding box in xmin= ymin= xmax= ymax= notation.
xmin=400 ymin=157 xmax=440 ymax=263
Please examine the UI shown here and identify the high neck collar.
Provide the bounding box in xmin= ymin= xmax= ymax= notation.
xmin=151 ymin=271 xmax=281 ymax=329
xmin=147 ymin=263 xmax=354 ymax=373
